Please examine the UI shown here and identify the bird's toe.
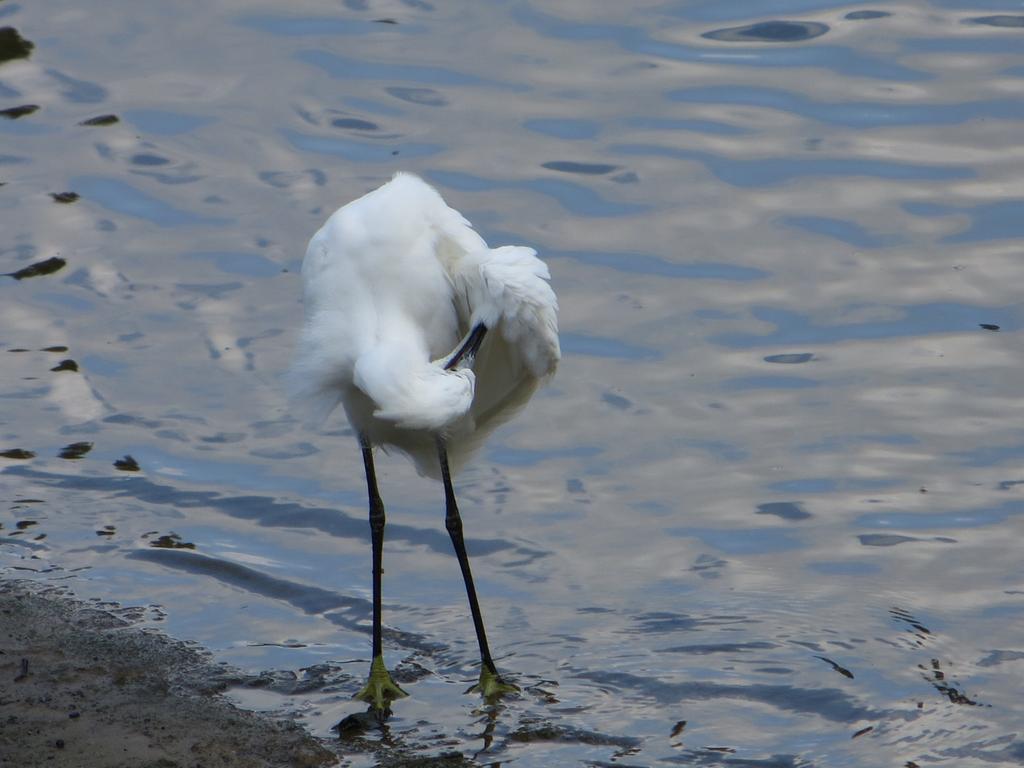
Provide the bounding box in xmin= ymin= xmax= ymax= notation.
xmin=354 ymin=655 xmax=409 ymax=714
xmin=468 ymin=665 xmax=520 ymax=702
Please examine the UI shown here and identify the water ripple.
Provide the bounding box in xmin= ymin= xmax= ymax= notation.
xmin=667 ymin=85 xmax=1024 ymax=128
xmin=611 ymin=144 xmax=973 ymax=186
xmin=513 ymin=6 xmax=929 ymax=80
xmin=575 ymin=669 xmax=893 ymax=723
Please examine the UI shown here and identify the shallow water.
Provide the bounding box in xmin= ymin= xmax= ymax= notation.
xmin=3 ymin=1 xmax=1024 ymax=765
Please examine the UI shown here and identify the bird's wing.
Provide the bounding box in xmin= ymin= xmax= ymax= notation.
xmin=353 ymin=342 xmax=476 ymax=431
xmin=454 ymin=245 xmax=561 ymax=380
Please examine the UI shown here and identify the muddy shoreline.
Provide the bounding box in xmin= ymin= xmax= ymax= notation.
xmin=0 ymin=580 xmax=339 ymax=768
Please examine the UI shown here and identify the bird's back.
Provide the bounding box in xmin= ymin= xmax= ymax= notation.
xmin=290 ymin=173 xmax=559 ymax=478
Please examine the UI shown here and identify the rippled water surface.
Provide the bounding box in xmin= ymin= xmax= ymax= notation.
xmin=4 ymin=1 xmax=1024 ymax=765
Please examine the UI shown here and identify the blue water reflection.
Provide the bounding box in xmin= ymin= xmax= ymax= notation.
xmin=783 ymin=216 xmax=903 ymax=248
xmin=931 ymin=0 xmax=1024 ymax=9
xmin=857 ymin=502 xmax=1024 ymax=530
xmin=4 ymin=0 xmax=1024 ymax=764
xmin=295 ymin=50 xmax=508 ymax=88
xmin=669 ymin=0 xmax=864 ymax=21
xmin=669 ymin=527 xmax=804 ymax=554
xmin=560 ymin=332 xmax=661 ymax=360
xmin=71 ymin=177 xmax=226 ymax=227
xmin=713 ymin=304 xmax=1021 ymax=347
xmin=428 ymin=170 xmax=651 ymax=216
xmin=903 ymin=200 xmax=1024 ymax=243
xmin=182 ymin=252 xmax=282 ymax=278
xmin=551 ymin=249 xmax=769 ymax=280
xmin=285 ymin=130 xmax=442 ymax=162
xmin=767 ymin=477 xmax=898 ymax=494
xmin=523 ymin=118 xmax=602 ymax=139
xmin=721 ymin=375 xmax=819 ymax=390
xmin=668 ymin=85 xmax=1024 ymax=128
xmin=45 ymin=70 xmax=105 ymax=103
xmin=702 ymin=21 xmax=830 ymax=43
xmin=238 ymin=14 xmax=419 ymax=37
xmin=902 ymin=37 xmax=1024 ymax=54
xmin=513 ymin=6 xmax=929 ymax=80
xmin=121 ymin=110 xmax=215 ymax=135
xmin=612 ymin=145 xmax=973 ymax=187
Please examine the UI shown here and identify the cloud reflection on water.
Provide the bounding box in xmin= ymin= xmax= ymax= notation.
xmin=2 ymin=0 xmax=1024 ymax=763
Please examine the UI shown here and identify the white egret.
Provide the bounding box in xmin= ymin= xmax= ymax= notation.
xmin=289 ymin=172 xmax=560 ymax=715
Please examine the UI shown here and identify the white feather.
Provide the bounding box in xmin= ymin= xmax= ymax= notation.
xmin=288 ymin=172 xmax=560 ymax=478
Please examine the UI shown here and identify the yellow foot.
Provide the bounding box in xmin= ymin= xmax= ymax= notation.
xmin=354 ymin=655 xmax=408 ymax=714
xmin=468 ymin=665 xmax=520 ymax=701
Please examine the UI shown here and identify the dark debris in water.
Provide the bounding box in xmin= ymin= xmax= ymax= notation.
xmin=0 ymin=26 xmax=34 ymax=64
xmin=50 ymin=359 xmax=79 ymax=372
xmin=114 ymin=455 xmax=141 ymax=471
xmin=374 ymin=753 xmax=472 ymax=767
xmin=230 ymin=664 xmax=350 ymax=698
xmin=889 ymin=607 xmax=931 ymax=638
xmin=41 ymin=345 xmax=69 ymax=353
xmin=703 ymin=21 xmax=829 ymax=43
xmin=1 ymin=449 xmax=36 ymax=460
xmin=334 ymin=708 xmax=385 ymax=738
xmin=509 ymin=722 xmax=640 ymax=748
xmin=0 ymin=103 xmax=39 ymax=119
xmin=815 ymin=655 xmax=854 ymax=679
xmin=59 ymin=442 xmax=94 ymax=459
xmin=50 ymin=192 xmax=80 ymax=204
xmin=7 ymin=256 xmax=67 ymax=280
xmin=78 ymin=113 xmax=120 ymax=126
xmin=979 ymin=323 xmax=1000 ymax=331
xmin=920 ymin=658 xmax=980 ymax=706
xmin=148 ymin=532 xmax=195 ymax=550
xmin=331 ymin=710 xmax=478 ymax=768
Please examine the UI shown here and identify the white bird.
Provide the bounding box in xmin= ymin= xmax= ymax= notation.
xmin=289 ymin=172 xmax=560 ymax=715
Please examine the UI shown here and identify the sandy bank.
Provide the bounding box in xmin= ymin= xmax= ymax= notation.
xmin=0 ymin=580 xmax=338 ymax=768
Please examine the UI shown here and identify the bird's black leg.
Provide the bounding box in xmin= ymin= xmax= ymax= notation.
xmin=354 ymin=435 xmax=407 ymax=714
xmin=437 ymin=436 xmax=518 ymax=700
xmin=362 ymin=436 xmax=386 ymax=661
